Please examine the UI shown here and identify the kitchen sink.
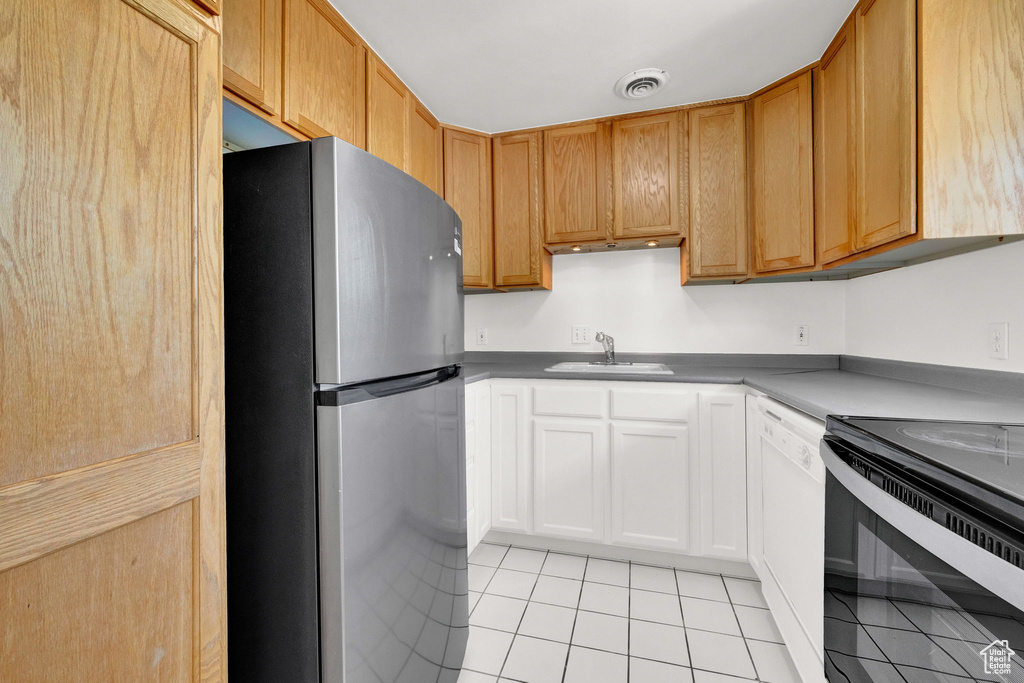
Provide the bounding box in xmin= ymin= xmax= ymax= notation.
xmin=544 ymin=362 xmax=674 ymax=375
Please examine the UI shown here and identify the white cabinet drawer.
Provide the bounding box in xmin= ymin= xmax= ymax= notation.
xmin=610 ymin=388 xmax=693 ymax=422
xmin=533 ymin=385 xmax=606 ymax=418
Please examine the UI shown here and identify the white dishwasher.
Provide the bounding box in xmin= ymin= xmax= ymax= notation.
xmin=754 ymin=397 xmax=826 ymax=683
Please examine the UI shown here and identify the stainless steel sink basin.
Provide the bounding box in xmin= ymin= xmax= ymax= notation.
xmin=544 ymin=362 xmax=674 ymax=375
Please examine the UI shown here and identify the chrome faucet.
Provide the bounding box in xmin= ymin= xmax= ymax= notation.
xmin=595 ymin=332 xmax=615 ymax=364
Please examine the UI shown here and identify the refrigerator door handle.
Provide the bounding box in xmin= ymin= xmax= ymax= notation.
xmin=317 ymin=365 xmax=461 ymax=406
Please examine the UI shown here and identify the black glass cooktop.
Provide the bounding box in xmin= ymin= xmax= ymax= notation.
xmin=826 ymin=416 xmax=1024 ymax=528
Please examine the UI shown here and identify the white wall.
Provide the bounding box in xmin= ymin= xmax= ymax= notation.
xmin=845 ymin=240 xmax=1024 ymax=373
xmin=465 ymin=248 xmax=846 ymax=355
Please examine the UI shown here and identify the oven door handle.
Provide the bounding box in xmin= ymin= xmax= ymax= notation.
xmin=821 ymin=440 xmax=1024 ymax=610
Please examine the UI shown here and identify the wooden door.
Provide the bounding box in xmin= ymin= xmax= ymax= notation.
xmin=0 ymin=0 xmax=226 ymax=679
xmin=533 ymin=421 xmax=606 ymax=541
xmin=410 ymin=100 xmax=443 ymax=195
xmin=444 ymin=128 xmax=494 ymax=289
xmin=543 ymin=123 xmax=613 ymax=245
xmin=751 ymin=71 xmax=814 ymax=273
xmin=493 ymin=132 xmax=552 ymax=290
xmin=223 ymin=0 xmax=282 ymax=114
xmin=854 ymin=0 xmax=916 ymax=250
xmin=814 ymin=18 xmax=857 ymax=265
xmin=687 ymin=103 xmax=748 ymax=278
xmin=612 ymin=113 xmax=682 ymax=240
xmin=697 ymin=393 xmax=747 ymax=560
xmin=366 ymin=53 xmax=410 ymax=171
xmin=283 ymin=0 xmax=365 ymax=146
xmin=610 ymin=424 xmax=690 ymax=552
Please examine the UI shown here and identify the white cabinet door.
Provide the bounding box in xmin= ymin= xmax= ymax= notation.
xmin=534 ymin=420 xmax=607 ymax=541
xmin=491 ymin=383 xmax=530 ymax=532
xmin=611 ymin=423 xmax=690 ymax=552
xmin=466 ymin=383 xmax=480 ymax=553
xmin=745 ymin=394 xmax=763 ymax=576
xmin=474 ymin=384 xmax=492 ymax=544
xmin=465 ymin=382 xmax=492 ymax=556
xmin=698 ymin=392 xmax=747 ymax=560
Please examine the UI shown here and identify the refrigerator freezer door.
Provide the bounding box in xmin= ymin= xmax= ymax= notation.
xmin=312 ymin=137 xmax=464 ymax=386
xmin=316 ymin=370 xmax=468 ymax=683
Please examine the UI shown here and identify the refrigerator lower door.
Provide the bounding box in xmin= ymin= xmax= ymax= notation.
xmin=316 ymin=367 xmax=468 ymax=683
xmin=311 ymin=137 xmax=464 ymax=386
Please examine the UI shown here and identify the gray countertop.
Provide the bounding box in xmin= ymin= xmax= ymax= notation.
xmin=463 ymin=354 xmax=1024 ymax=424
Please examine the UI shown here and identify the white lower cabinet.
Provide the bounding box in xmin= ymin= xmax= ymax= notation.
xmin=474 ymin=379 xmax=747 ymax=560
xmin=533 ymin=420 xmax=607 ymax=540
xmin=697 ymin=391 xmax=747 ymax=560
xmin=610 ymin=423 xmax=690 ymax=551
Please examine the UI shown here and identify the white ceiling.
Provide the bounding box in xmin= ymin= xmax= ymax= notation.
xmin=330 ymin=0 xmax=858 ymax=134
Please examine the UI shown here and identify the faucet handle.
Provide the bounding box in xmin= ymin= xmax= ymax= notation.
xmin=595 ymin=331 xmax=606 ymax=342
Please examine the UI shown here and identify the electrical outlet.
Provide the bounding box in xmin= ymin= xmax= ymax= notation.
xmin=571 ymin=325 xmax=591 ymax=345
xmin=794 ymin=325 xmax=809 ymax=346
xmin=989 ymin=323 xmax=1009 ymax=360
xmin=476 ymin=328 xmax=488 ymax=346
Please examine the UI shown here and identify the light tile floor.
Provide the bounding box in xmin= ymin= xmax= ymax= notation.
xmin=459 ymin=543 xmax=800 ymax=683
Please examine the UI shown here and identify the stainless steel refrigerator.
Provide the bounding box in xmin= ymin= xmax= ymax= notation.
xmin=223 ymin=137 xmax=468 ymax=683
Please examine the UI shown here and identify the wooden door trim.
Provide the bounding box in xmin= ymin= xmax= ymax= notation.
xmin=0 ymin=442 xmax=201 ymax=574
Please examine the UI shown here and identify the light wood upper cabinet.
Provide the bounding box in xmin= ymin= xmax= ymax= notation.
xmin=612 ymin=113 xmax=683 ymax=240
xmin=366 ymin=54 xmax=410 ymax=171
xmin=686 ymin=103 xmax=748 ymax=278
xmin=543 ymin=123 xmax=612 ymax=245
xmin=918 ymin=0 xmax=1024 ymax=239
xmin=493 ymin=132 xmax=552 ymax=290
xmin=751 ymin=71 xmax=814 ymax=273
xmin=410 ymin=101 xmax=443 ymax=195
xmin=444 ymin=128 xmax=493 ymax=289
xmin=814 ymin=18 xmax=856 ymax=265
xmin=223 ymin=0 xmax=281 ymax=114
xmin=0 ymin=0 xmax=225 ymax=678
xmin=283 ymin=0 xmax=365 ymax=146
xmin=854 ymin=0 xmax=916 ymax=251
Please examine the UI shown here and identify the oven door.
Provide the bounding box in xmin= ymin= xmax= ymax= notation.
xmin=821 ymin=440 xmax=1024 ymax=683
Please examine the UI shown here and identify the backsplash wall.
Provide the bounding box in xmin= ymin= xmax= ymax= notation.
xmin=464 ymin=248 xmax=847 ymax=354
xmin=845 ymin=239 xmax=1024 ymax=373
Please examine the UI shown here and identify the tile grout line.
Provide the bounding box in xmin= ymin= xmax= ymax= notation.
xmin=674 ymin=567 xmax=695 ymax=680
xmin=497 ymin=548 xmax=550 ymax=682
xmin=724 ymin=577 xmax=763 ymax=682
xmin=560 ymin=553 xmax=588 ymax=683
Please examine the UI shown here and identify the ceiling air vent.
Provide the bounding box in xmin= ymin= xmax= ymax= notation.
xmin=615 ymin=69 xmax=669 ymax=99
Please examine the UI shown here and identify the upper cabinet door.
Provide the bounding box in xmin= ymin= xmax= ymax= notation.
xmin=283 ymin=0 xmax=365 ymax=146
xmin=612 ymin=113 xmax=682 ymax=240
xmin=751 ymin=71 xmax=814 ymax=273
xmin=366 ymin=54 xmax=410 ymax=171
xmin=687 ymin=103 xmax=748 ymax=278
xmin=444 ymin=129 xmax=493 ymax=289
xmin=493 ymin=132 xmax=552 ymax=290
xmin=814 ymin=18 xmax=857 ymax=265
xmin=543 ymin=123 xmax=612 ymax=245
xmin=409 ymin=101 xmax=443 ymax=195
xmin=223 ymin=0 xmax=281 ymax=114
xmin=854 ymin=0 xmax=916 ymax=251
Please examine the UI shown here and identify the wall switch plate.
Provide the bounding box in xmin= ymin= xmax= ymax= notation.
xmin=571 ymin=325 xmax=591 ymax=345
xmin=795 ymin=325 xmax=809 ymax=346
xmin=989 ymin=323 xmax=1009 ymax=360
xmin=476 ymin=328 xmax=488 ymax=346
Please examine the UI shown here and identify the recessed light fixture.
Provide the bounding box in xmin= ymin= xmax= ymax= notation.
xmin=646 ymin=240 xmax=659 ymax=247
xmin=614 ymin=69 xmax=669 ymax=100
xmin=606 ymin=243 xmax=618 ymax=249
xmin=571 ymin=245 xmax=582 ymax=252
